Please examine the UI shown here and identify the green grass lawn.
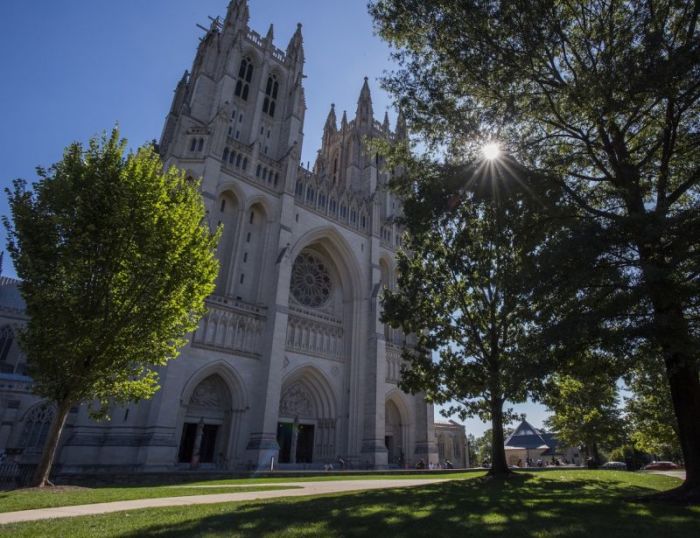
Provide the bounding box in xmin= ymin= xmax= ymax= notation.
xmin=0 ymin=484 xmax=297 ymax=513
xmin=1 ymin=471 xmax=698 ymax=537
xmin=184 ymin=470 xmax=482 ymax=486
xmin=0 ymin=471 xmax=479 ymax=513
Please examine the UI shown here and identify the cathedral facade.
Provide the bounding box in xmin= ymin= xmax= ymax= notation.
xmin=0 ymin=1 xmax=459 ymax=473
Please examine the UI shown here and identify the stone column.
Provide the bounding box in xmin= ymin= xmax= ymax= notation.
xmin=243 ymin=185 xmax=296 ymax=468
xmin=359 ymin=185 xmax=388 ymax=468
xmin=414 ymin=397 xmax=439 ymax=466
xmin=290 ymin=417 xmax=299 ymax=464
xmin=191 ymin=418 xmax=205 ymax=468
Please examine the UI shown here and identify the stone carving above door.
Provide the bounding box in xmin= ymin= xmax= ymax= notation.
xmin=279 ymin=382 xmax=313 ymax=418
xmin=191 ymin=376 xmax=225 ymax=408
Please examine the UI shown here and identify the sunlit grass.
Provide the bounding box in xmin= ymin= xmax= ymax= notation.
xmin=0 ymin=484 xmax=296 ymax=513
xmin=1 ymin=471 xmax=698 ymax=537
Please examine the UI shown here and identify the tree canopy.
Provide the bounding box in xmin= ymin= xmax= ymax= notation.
xmin=381 ymin=152 xmax=553 ymax=475
xmin=371 ymin=0 xmax=700 ymax=501
xmin=4 ymin=130 xmax=219 ymax=485
xmin=625 ymin=354 xmax=683 ymax=461
xmin=543 ymin=372 xmax=624 ymax=464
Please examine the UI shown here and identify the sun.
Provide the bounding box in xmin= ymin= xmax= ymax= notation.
xmin=482 ymin=142 xmax=501 ymax=160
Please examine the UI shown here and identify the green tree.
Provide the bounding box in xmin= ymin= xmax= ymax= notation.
xmin=542 ymin=373 xmax=624 ymax=465
xmin=472 ymin=427 xmax=514 ymax=466
xmin=381 ymin=154 xmax=550 ymax=476
xmin=473 ymin=430 xmax=493 ymax=467
xmin=626 ymin=356 xmax=683 ymax=462
xmin=371 ymin=0 xmax=700 ymax=501
xmin=608 ymin=445 xmax=651 ymax=471
xmin=466 ymin=433 xmax=478 ymax=466
xmin=4 ymin=130 xmax=219 ymax=486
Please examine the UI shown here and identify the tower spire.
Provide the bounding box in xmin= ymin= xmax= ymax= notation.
xmin=225 ymin=0 xmax=249 ymax=27
xmin=355 ymin=77 xmax=374 ymax=128
xmin=396 ymin=108 xmax=408 ymax=140
xmin=265 ymin=23 xmax=274 ymax=43
xmin=324 ymin=103 xmax=338 ymax=133
xmin=286 ymin=23 xmax=304 ymax=66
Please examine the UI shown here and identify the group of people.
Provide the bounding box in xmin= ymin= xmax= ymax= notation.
xmin=415 ymin=459 xmax=454 ymax=470
xmin=516 ymin=457 xmax=564 ymax=468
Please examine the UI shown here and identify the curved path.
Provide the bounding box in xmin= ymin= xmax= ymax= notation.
xmin=0 ymin=478 xmax=449 ymax=525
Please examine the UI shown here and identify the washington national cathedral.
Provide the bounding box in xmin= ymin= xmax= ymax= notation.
xmin=0 ymin=0 xmax=467 ymax=472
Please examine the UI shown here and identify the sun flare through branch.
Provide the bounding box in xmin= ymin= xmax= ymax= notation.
xmin=482 ymin=143 xmax=501 ymax=161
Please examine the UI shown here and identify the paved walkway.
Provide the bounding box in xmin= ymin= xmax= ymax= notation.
xmin=0 ymin=478 xmax=448 ymax=525
xmin=647 ymin=470 xmax=686 ymax=480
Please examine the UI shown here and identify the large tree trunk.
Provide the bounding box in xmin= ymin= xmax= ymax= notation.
xmin=662 ymin=348 xmax=700 ymax=496
xmin=489 ymin=397 xmax=511 ymax=476
xmin=641 ymin=259 xmax=700 ymax=501
xmin=31 ymin=399 xmax=72 ymax=488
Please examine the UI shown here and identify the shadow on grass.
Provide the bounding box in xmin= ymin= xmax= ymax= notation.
xmin=113 ymin=474 xmax=700 ymax=538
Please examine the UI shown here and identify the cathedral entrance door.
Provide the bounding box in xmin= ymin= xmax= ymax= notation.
xmin=385 ymin=435 xmax=395 ymax=463
xmin=296 ymin=424 xmax=314 ymax=463
xmin=199 ymin=424 xmax=219 ymax=463
xmin=276 ymin=421 xmax=315 ymax=463
xmin=277 ymin=422 xmax=293 ymax=463
xmin=178 ymin=423 xmax=197 ymax=463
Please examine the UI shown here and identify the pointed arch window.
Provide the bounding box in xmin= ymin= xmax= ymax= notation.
xmin=235 ymin=57 xmax=254 ymax=101
xmin=262 ymin=74 xmax=279 ymax=117
xmin=306 ymin=186 xmax=316 ymax=204
xmin=19 ymin=403 xmax=55 ymax=451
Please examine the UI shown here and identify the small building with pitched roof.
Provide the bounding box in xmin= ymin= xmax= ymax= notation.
xmin=504 ymin=420 xmax=581 ymax=467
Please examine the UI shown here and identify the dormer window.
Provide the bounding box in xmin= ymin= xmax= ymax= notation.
xmin=235 ymin=57 xmax=254 ymax=101
xmin=262 ymin=74 xmax=279 ymax=117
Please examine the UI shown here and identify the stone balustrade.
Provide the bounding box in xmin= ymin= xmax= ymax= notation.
xmin=285 ymin=311 xmax=344 ymax=361
xmin=192 ymin=298 xmax=266 ymax=357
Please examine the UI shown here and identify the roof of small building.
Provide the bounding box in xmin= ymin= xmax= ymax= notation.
xmin=504 ymin=420 xmax=560 ymax=451
xmin=434 ymin=420 xmax=466 ymax=433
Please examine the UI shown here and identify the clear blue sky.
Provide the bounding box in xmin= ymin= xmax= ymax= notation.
xmin=0 ymin=0 xmax=550 ymax=437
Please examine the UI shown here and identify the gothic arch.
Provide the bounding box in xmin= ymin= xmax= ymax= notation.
xmin=180 ymin=361 xmax=248 ymax=411
xmin=238 ymin=200 xmax=270 ymax=302
xmin=379 ymin=256 xmax=395 ymax=289
xmin=240 ymin=47 xmax=262 ymax=69
xmin=243 ymin=194 xmax=274 ymax=220
xmin=385 ymin=389 xmax=412 ymax=427
xmin=289 ymin=227 xmax=362 ymax=302
xmin=214 ymin=187 xmax=243 ymax=295
xmin=17 ymin=401 xmax=55 ymax=454
xmin=277 ymin=364 xmax=338 ymax=463
xmin=385 ymin=389 xmax=412 ymax=465
xmin=216 ymin=181 xmax=246 ymax=205
xmin=279 ymin=365 xmax=337 ymax=420
xmin=177 ymin=363 xmax=248 ymax=468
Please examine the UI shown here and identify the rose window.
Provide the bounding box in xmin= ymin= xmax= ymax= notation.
xmin=291 ymin=252 xmax=332 ymax=308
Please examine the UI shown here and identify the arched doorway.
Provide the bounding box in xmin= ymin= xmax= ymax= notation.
xmin=385 ymin=399 xmax=404 ymax=465
xmin=277 ymin=367 xmax=336 ymax=464
xmin=178 ymin=374 xmax=232 ymax=467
